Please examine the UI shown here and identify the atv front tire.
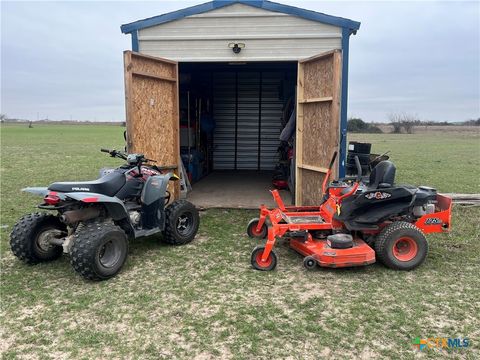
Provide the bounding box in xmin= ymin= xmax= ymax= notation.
xmin=374 ymin=221 xmax=428 ymax=270
xmin=163 ymin=200 xmax=199 ymax=245
xmin=70 ymin=222 xmax=128 ymax=281
xmin=10 ymin=213 xmax=65 ymax=264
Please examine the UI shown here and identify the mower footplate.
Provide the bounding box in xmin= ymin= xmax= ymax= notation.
xmin=289 ymin=238 xmax=375 ymax=268
xmin=287 ymin=215 xmax=324 ymax=224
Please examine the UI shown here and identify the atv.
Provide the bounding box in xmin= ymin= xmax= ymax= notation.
xmin=10 ymin=148 xmax=199 ymax=281
xmin=247 ymin=152 xmax=452 ymax=271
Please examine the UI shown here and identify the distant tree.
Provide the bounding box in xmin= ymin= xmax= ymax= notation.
xmin=347 ymin=118 xmax=368 ymax=132
xmin=389 ymin=113 xmax=419 ymax=134
xmin=347 ymin=117 xmax=383 ymax=133
xmin=462 ymin=118 xmax=480 ymax=126
xmin=367 ymin=125 xmax=383 ymax=134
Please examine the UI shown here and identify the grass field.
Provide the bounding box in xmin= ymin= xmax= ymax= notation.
xmin=1 ymin=124 xmax=479 ymax=359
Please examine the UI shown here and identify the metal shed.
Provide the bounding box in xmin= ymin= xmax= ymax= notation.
xmin=120 ymin=0 xmax=360 ymax=208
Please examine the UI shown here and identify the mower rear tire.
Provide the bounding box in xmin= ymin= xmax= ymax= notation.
xmin=374 ymin=221 xmax=428 ymax=270
xmin=303 ymin=256 xmax=317 ymax=270
xmin=163 ymin=200 xmax=199 ymax=245
xmin=247 ymin=218 xmax=267 ymax=239
xmin=70 ymin=222 xmax=128 ymax=281
xmin=10 ymin=213 xmax=65 ymax=264
xmin=251 ymin=246 xmax=277 ymax=271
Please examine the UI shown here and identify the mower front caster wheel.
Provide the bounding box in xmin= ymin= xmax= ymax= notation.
xmin=251 ymin=246 xmax=277 ymax=271
xmin=246 ymin=218 xmax=267 ymax=239
xmin=303 ymin=256 xmax=317 ymax=270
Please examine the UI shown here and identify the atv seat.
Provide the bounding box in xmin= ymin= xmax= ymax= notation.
xmin=368 ymin=161 xmax=396 ymax=189
xmin=48 ymin=171 xmax=126 ymax=197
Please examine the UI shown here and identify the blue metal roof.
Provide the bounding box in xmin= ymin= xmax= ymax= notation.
xmin=120 ymin=0 xmax=361 ymax=34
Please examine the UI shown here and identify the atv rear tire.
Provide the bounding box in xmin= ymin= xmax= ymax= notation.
xmin=374 ymin=222 xmax=428 ymax=270
xmin=70 ymin=222 xmax=128 ymax=281
xmin=10 ymin=213 xmax=65 ymax=264
xmin=163 ymin=200 xmax=199 ymax=245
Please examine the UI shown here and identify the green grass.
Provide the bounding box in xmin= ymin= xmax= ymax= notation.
xmin=1 ymin=124 xmax=479 ymax=359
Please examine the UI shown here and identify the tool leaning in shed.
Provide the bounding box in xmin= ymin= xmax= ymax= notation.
xmin=247 ymin=152 xmax=452 ymax=271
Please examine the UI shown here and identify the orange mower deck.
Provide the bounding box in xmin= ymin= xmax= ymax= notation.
xmin=290 ymin=236 xmax=375 ymax=268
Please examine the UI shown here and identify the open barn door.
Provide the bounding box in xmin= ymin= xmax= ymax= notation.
xmin=295 ymin=50 xmax=342 ymax=205
xmin=124 ymin=51 xmax=180 ymax=199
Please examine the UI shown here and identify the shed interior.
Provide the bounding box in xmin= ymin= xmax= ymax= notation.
xmin=178 ymin=62 xmax=297 ymax=207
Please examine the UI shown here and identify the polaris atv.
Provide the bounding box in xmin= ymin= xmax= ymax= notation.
xmin=247 ymin=152 xmax=452 ymax=271
xmin=10 ymin=149 xmax=199 ymax=281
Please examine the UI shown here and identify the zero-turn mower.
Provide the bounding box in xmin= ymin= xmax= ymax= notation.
xmin=247 ymin=152 xmax=452 ymax=271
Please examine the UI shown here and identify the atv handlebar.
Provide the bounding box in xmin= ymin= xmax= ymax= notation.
xmin=101 ymin=148 xmax=158 ymax=170
xmin=100 ymin=148 xmax=127 ymax=160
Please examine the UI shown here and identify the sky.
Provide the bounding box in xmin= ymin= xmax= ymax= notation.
xmin=1 ymin=0 xmax=479 ymax=122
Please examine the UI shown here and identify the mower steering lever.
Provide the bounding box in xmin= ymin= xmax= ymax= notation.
xmin=336 ymin=182 xmax=360 ymax=203
xmin=321 ymin=151 xmax=338 ymax=195
xmin=336 ymin=156 xmax=362 ymax=203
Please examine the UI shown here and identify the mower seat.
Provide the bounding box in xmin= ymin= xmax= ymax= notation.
xmin=368 ymin=161 xmax=396 ymax=189
xmin=48 ymin=171 xmax=126 ymax=197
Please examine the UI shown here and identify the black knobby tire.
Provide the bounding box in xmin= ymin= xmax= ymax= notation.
xmin=374 ymin=221 xmax=428 ymax=271
xmin=70 ymin=222 xmax=128 ymax=281
xmin=10 ymin=213 xmax=65 ymax=264
xmin=246 ymin=218 xmax=267 ymax=239
xmin=163 ymin=200 xmax=199 ymax=245
xmin=251 ymin=246 xmax=277 ymax=271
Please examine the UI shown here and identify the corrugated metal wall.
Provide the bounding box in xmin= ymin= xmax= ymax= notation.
xmin=213 ymin=71 xmax=284 ymax=170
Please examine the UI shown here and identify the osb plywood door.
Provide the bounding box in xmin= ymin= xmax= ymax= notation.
xmin=295 ymin=50 xmax=342 ymax=206
xmin=124 ymin=51 xmax=180 ymax=199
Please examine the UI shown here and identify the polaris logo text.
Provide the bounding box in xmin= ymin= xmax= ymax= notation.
xmin=72 ymin=187 xmax=90 ymax=191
